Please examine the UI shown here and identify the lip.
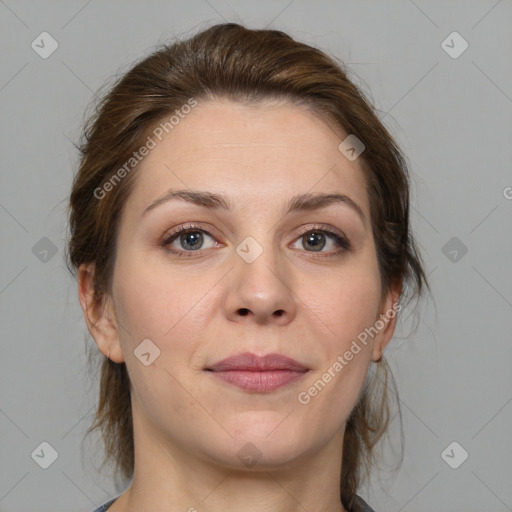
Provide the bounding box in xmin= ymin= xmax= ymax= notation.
xmin=206 ymin=352 xmax=309 ymax=372
xmin=205 ymin=352 xmax=310 ymax=392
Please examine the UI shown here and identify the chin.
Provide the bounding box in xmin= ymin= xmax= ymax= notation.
xmin=206 ymin=439 xmax=308 ymax=472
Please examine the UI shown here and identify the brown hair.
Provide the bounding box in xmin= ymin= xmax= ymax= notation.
xmin=65 ymin=22 xmax=429 ymax=509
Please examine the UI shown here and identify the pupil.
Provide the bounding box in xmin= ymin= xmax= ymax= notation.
xmin=181 ymin=231 xmax=203 ymax=250
xmin=304 ymin=232 xmax=325 ymax=251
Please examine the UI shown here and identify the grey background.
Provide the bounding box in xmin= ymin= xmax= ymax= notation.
xmin=1 ymin=0 xmax=511 ymax=511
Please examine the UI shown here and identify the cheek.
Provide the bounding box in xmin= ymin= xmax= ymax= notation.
xmin=111 ymin=262 xmax=208 ymax=417
xmin=113 ymin=254 xmax=210 ymax=340
xmin=299 ymin=261 xmax=382 ymax=346
xmin=296 ymin=281 xmax=377 ymax=431
xmin=110 ymin=265 xmax=201 ymax=398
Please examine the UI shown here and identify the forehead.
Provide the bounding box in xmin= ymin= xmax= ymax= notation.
xmin=126 ymin=98 xmax=370 ymax=219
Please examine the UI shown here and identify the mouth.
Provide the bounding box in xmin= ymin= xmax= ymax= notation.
xmin=205 ymin=352 xmax=310 ymax=392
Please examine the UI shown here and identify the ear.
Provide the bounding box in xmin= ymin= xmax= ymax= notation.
xmin=77 ymin=262 xmax=125 ymax=363
xmin=371 ymin=278 xmax=402 ymax=362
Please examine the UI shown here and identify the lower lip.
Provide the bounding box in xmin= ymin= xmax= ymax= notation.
xmin=208 ymin=370 xmax=308 ymax=392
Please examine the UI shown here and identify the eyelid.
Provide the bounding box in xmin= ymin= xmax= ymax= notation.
xmin=163 ymin=222 xmax=347 ymax=241
xmin=294 ymin=223 xmax=347 ymax=241
xmin=162 ymin=222 xmax=222 ymax=243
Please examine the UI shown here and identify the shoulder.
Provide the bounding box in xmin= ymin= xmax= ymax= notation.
xmin=351 ymin=494 xmax=377 ymax=512
xmin=91 ymin=497 xmax=118 ymax=512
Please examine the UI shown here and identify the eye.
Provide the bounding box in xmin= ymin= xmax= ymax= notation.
xmin=162 ymin=224 xmax=219 ymax=256
xmin=162 ymin=223 xmax=350 ymax=258
xmin=290 ymin=227 xmax=350 ymax=255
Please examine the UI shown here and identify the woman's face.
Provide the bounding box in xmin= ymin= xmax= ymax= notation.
xmin=90 ymin=98 xmax=398 ymax=469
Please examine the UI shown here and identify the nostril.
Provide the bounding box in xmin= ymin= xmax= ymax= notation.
xmin=239 ymin=308 xmax=249 ymax=316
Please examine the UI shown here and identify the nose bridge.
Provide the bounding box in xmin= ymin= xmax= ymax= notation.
xmin=235 ymin=228 xmax=283 ymax=292
xmin=224 ymin=227 xmax=297 ymax=324
xmin=231 ymin=203 xmax=278 ymax=265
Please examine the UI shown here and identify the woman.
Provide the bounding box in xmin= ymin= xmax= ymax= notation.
xmin=66 ymin=22 xmax=429 ymax=512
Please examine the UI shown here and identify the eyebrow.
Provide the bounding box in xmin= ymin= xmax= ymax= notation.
xmin=140 ymin=189 xmax=366 ymax=225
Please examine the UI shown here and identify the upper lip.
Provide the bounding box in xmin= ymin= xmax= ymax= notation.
xmin=206 ymin=352 xmax=309 ymax=372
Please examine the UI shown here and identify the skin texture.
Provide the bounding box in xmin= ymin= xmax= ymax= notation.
xmin=78 ymin=98 xmax=400 ymax=512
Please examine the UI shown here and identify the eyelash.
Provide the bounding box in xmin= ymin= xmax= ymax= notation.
xmin=161 ymin=223 xmax=351 ymax=258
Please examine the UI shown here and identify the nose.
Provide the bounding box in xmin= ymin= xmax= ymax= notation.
xmin=223 ymin=239 xmax=297 ymax=326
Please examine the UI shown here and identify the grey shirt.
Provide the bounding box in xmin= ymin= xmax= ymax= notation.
xmin=91 ymin=494 xmax=376 ymax=512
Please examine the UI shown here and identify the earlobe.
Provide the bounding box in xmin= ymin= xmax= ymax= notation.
xmin=77 ymin=263 xmax=125 ymax=363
